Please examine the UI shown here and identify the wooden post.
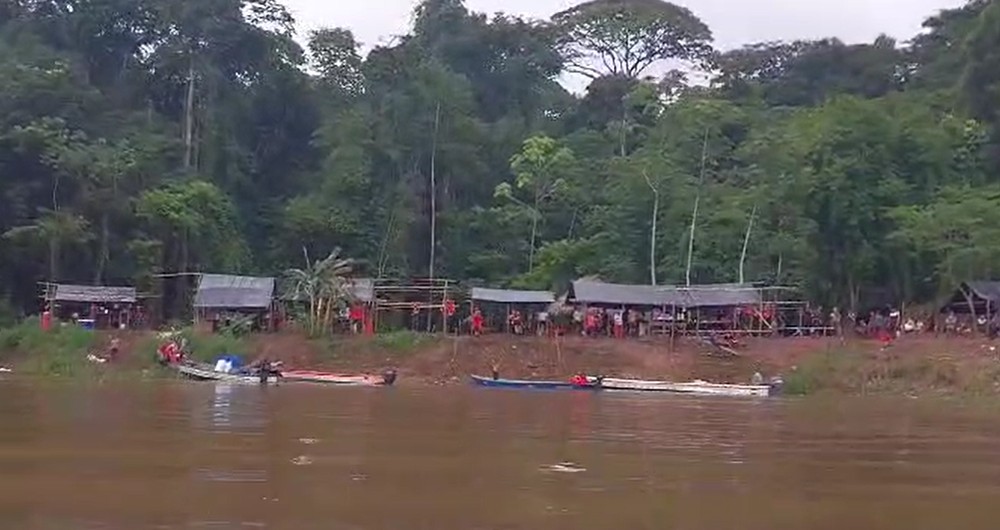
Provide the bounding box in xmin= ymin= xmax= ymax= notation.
xmin=669 ymin=304 xmax=676 ymax=352
xmin=759 ymin=290 xmax=765 ymax=336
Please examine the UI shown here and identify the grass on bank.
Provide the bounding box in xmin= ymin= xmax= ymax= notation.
xmin=314 ymin=329 xmax=442 ymax=363
xmin=0 ymin=319 xmax=254 ymax=377
xmin=129 ymin=329 xmax=249 ymax=365
xmin=0 ymin=318 xmax=99 ymax=376
xmin=782 ymin=346 xmax=1000 ymax=397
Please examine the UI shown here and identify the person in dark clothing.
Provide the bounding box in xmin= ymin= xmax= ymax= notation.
xmin=252 ymin=358 xmax=282 ymax=384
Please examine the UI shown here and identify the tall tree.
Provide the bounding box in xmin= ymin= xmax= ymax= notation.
xmin=553 ymin=0 xmax=714 ymax=79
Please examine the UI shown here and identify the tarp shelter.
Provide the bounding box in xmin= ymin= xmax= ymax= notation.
xmin=471 ymin=287 xmax=557 ymax=334
xmin=673 ymin=284 xmax=762 ymax=308
xmin=569 ymin=280 xmax=672 ymax=307
xmin=942 ymin=281 xmax=1000 ymax=315
xmin=194 ymin=274 xmax=275 ymax=309
xmin=471 ymin=288 xmax=555 ymax=305
xmin=569 ymin=279 xmax=761 ymax=308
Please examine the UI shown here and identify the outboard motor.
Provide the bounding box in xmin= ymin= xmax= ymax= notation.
xmin=382 ymin=368 xmax=398 ymax=386
xmin=768 ymin=376 xmax=784 ymax=396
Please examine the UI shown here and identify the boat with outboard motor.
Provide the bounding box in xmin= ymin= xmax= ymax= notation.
xmin=171 ymin=358 xmax=396 ymax=387
xmin=174 ymin=360 xmax=281 ymax=384
xmin=470 ymin=374 xmax=601 ymax=390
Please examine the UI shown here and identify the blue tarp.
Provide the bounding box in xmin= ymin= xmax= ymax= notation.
xmin=214 ymin=354 xmax=244 ymax=370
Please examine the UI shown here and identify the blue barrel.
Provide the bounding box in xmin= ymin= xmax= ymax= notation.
xmin=79 ymin=319 xmax=95 ymax=330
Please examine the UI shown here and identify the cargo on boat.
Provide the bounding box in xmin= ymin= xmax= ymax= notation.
xmin=174 ymin=361 xmax=281 ymax=384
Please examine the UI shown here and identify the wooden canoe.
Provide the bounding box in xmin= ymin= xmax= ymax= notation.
xmin=281 ymin=370 xmax=396 ymax=386
xmin=470 ymin=375 xmax=599 ymax=390
xmin=599 ymin=377 xmax=772 ymax=397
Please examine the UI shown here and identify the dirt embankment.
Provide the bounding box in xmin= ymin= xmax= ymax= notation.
xmin=244 ymin=331 xmax=1000 ymax=393
xmin=6 ymin=326 xmax=1000 ymax=395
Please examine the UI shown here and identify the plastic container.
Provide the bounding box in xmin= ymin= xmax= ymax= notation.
xmin=79 ymin=319 xmax=95 ymax=331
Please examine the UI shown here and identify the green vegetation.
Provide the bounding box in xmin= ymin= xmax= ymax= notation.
xmin=782 ymin=347 xmax=1000 ymax=397
xmin=2 ymin=0 xmax=1000 ymax=321
xmin=168 ymin=328 xmax=249 ymax=364
xmin=0 ymin=318 xmax=98 ymax=376
xmin=315 ymin=330 xmax=438 ymax=364
xmin=184 ymin=333 xmax=248 ymax=363
xmin=0 ymin=319 xmax=252 ymax=377
xmin=372 ymin=330 xmax=436 ymax=354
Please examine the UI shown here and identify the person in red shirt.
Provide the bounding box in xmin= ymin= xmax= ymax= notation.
xmin=157 ymin=340 xmax=181 ymax=365
xmin=443 ymin=299 xmax=456 ymax=333
xmin=471 ymin=308 xmax=484 ymax=336
xmin=585 ymin=310 xmax=600 ymax=337
xmin=349 ymin=304 xmax=364 ymax=334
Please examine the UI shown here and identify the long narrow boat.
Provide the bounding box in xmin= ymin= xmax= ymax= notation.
xmin=470 ymin=375 xmax=599 ymax=390
xmin=600 ymin=377 xmax=772 ymax=397
xmin=175 ymin=361 xmax=281 ymax=384
xmin=281 ymin=370 xmax=396 ymax=386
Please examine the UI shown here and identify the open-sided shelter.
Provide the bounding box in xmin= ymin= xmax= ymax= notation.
xmin=471 ymin=287 xmax=556 ymax=333
xmin=568 ymin=279 xmax=762 ymax=308
xmin=942 ymin=281 xmax=1000 ymax=317
xmin=568 ymin=279 xmax=773 ymax=335
xmin=43 ymin=283 xmax=139 ymax=329
xmin=194 ymin=274 xmax=277 ymax=331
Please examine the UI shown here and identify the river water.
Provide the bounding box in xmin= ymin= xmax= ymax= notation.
xmin=1 ymin=380 xmax=999 ymax=529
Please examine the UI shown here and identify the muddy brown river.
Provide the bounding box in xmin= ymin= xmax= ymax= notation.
xmin=2 ymin=380 xmax=1000 ymax=529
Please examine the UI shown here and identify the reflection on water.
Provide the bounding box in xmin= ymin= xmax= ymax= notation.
xmin=2 ymin=381 xmax=1000 ymax=529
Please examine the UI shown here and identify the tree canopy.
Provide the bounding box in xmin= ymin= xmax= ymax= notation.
xmin=0 ymin=0 xmax=997 ymax=319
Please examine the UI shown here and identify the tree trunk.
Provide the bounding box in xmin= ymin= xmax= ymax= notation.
xmin=428 ymin=102 xmax=440 ymax=280
xmin=642 ymin=170 xmax=659 ymax=285
xmin=685 ymin=192 xmax=699 ymax=287
xmin=94 ymin=211 xmax=109 ymax=285
xmin=309 ymin=295 xmax=318 ymax=336
xmin=179 ymin=230 xmax=190 ymax=321
xmin=325 ymin=298 xmax=336 ymax=335
xmin=183 ymin=59 xmax=196 ymax=170
xmin=685 ymin=129 xmax=710 ymax=287
xmin=528 ymin=203 xmax=539 ymax=273
xmin=739 ymin=205 xmax=757 ymax=284
xmin=48 ymin=238 xmax=58 ymax=282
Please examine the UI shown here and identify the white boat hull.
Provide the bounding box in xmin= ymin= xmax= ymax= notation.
xmin=600 ymin=377 xmax=772 ymax=397
xmin=175 ymin=362 xmax=281 ymax=385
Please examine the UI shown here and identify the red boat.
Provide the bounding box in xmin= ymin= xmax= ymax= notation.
xmin=281 ymin=369 xmax=397 ymax=386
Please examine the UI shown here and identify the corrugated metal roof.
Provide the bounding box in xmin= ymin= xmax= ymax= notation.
xmin=49 ymin=284 xmax=137 ymax=303
xmin=195 ymin=274 xmax=275 ymax=309
xmin=570 ymin=280 xmax=762 ymax=307
xmin=471 ymin=287 xmax=555 ymax=304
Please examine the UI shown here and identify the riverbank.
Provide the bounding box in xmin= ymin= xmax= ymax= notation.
xmin=2 ymin=321 xmax=999 ymax=396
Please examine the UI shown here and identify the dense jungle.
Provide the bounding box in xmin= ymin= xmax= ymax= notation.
xmin=2 ymin=0 xmax=1000 ymax=321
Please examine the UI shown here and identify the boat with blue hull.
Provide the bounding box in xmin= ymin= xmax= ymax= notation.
xmin=470 ymin=375 xmax=600 ymax=390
